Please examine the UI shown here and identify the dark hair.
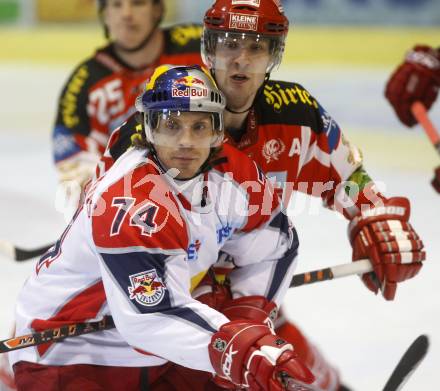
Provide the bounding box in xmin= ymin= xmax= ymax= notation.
xmin=131 ymin=113 xmax=149 ymax=149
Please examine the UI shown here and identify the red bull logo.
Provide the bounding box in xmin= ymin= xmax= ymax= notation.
xmin=128 ymin=269 xmax=166 ymax=306
xmin=172 ymin=75 xmax=208 ymax=99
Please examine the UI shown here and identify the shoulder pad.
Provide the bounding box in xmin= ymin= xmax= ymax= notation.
xmin=93 ymin=162 xmax=188 ymax=252
xmin=257 ymin=80 xmax=320 ymax=128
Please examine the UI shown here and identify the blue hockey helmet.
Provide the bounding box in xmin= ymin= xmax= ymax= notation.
xmin=136 ymin=65 xmax=226 ymax=147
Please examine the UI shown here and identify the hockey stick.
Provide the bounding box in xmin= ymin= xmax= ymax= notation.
xmin=0 ymin=316 xmax=114 ymax=354
xmin=0 ymin=262 xmax=375 ymax=352
xmin=289 ymin=259 xmax=372 ymax=287
xmin=382 ymin=334 xmax=429 ymax=391
xmin=411 ymin=101 xmax=440 ymax=156
xmin=0 ymin=321 xmax=428 ymax=391
xmin=0 ymin=239 xmax=53 ymax=262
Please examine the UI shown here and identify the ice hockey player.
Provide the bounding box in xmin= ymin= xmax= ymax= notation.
xmin=110 ymin=0 xmax=425 ymax=303
xmin=385 ymin=44 xmax=440 ymax=193
xmin=101 ymin=2 xmax=426 ymax=388
xmin=53 ymin=0 xmax=203 ymax=189
xmin=10 ymin=65 xmax=319 ymax=391
xmin=0 ymin=3 xmax=204 ymax=389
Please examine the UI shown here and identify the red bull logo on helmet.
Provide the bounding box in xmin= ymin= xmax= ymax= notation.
xmin=172 ymin=76 xmax=208 ymax=99
xmin=128 ymin=269 xmax=166 ymax=306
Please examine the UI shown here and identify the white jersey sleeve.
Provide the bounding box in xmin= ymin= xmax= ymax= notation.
xmin=91 ymin=153 xmax=229 ymax=373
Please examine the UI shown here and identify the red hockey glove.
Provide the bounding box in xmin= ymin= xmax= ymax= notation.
xmin=209 ymin=320 xmax=316 ymax=390
xmin=385 ymin=45 xmax=440 ymax=127
xmin=349 ymin=197 xmax=425 ymax=300
xmin=221 ymin=296 xmax=279 ymax=329
xmin=432 ymin=166 xmax=440 ymax=194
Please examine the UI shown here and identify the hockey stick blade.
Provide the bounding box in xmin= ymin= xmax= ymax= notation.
xmin=382 ymin=334 xmax=429 ymax=391
xmin=0 ymin=239 xmax=53 ymax=262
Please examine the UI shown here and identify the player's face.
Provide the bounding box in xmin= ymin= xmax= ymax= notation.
xmin=153 ymin=112 xmax=214 ymax=179
xmin=213 ymin=34 xmax=271 ymax=111
xmin=103 ymin=0 xmax=161 ymax=50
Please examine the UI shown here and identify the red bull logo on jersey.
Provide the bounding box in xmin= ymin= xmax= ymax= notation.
xmin=229 ymin=13 xmax=258 ymax=31
xmin=172 ymin=76 xmax=208 ymax=99
xmin=128 ymin=269 xmax=166 ymax=306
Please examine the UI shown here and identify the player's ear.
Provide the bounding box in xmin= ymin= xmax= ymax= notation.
xmin=153 ymin=0 xmax=165 ymax=25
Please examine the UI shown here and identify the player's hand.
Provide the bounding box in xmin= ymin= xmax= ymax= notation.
xmin=209 ymin=320 xmax=316 ymax=390
xmin=56 ymin=151 xmax=100 ymax=189
xmin=432 ymin=165 xmax=440 ymax=194
xmin=349 ymin=197 xmax=425 ymax=300
xmin=385 ymin=45 xmax=440 ymax=127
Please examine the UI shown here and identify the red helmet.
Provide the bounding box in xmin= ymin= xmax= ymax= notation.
xmin=202 ymin=0 xmax=289 ymax=72
xmin=204 ymin=0 xmax=288 ymax=36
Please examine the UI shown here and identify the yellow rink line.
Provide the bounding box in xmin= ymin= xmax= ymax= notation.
xmin=347 ymin=130 xmax=438 ymax=171
xmin=1 ymin=25 xmax=439 ymax=66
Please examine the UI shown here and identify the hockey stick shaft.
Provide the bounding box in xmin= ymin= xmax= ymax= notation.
xmin=289 ymin=258 xmax=372 ymax=287
xmin=0 ymin=260 xmax=372 ymax=352
xmin=411 ymin=101 xmax=440 ymax=155
xmin=1 ymin=322 xmax=428 ymax=391
xmin=0 ymin=317 xmax=114 ymax=354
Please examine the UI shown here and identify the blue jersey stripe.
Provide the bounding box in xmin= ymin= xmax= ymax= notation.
xmin=266 ymin=232 xmax=299 ymax=301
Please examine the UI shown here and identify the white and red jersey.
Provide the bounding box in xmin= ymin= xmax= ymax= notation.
xmin=11 ymin=144 xmax=298 ymax=372
xmin=52 ymin=24 xmax=203 ymax=165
